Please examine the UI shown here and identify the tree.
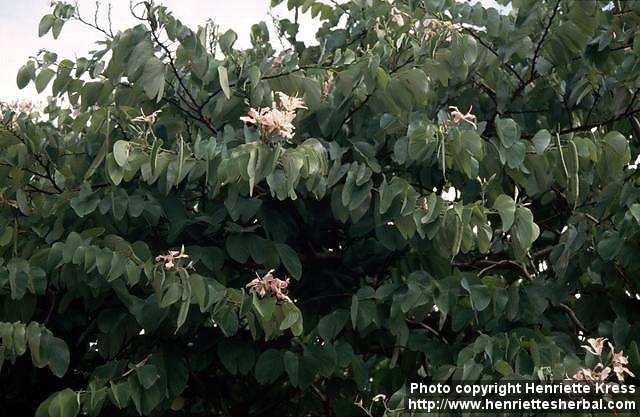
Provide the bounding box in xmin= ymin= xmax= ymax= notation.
xmin=1 ymin=0 xmax=640 ymax=415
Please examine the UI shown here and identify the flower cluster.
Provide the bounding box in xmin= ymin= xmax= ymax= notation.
xmin=131 ymin=109 xmax=161 ymax=125
xmin=155 ymin=245 xmax=189 ymax=270
xmin=321 ymin=73 xmax=335 ymax=100
xmin=0 ymin=196 xmax=18 ymax=208
xmin=1 ymin=100 xmax=41 ymax=129
xmin=571 ymin=337 xmax=635 ymax=382
xmin=448 ymin=105 xmax=477 ymax=129
xmin=240 ymin=92 xmax=307 ymax=141
xmin=246 ymin=269 xmax=291 ymax=302
xmin=390 ymin=7 xmax=408 ymax=26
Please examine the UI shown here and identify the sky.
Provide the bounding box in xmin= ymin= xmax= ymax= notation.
xmin=0 ymin=0 xmax=506 ymax=102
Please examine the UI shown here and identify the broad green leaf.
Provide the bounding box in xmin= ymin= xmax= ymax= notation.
xmin=254 ymin=349 xmax=284 ymax=384
xmin=35 ymin=68 xmax=56 ymax=93
xmin=275 ymin=243 xmax=302 ymax=280
xmin=532 ymin=129 xmax=551 ymax=154
xmin=140 ymin=58 xmax=166 ymax=102
xmin=49 ymin=388 xmax=79 ymax=417
xmin=70 ymin=183 xmax=100 ymax=218
xmin=461 ymin=277 xmax=491 ymax=312
xmin=494 ymin=359 xmax=513 ymax=376
xmin=113 ymin=141 xmax=130 ymax=167
xmin=38 ymin=14 xmax=55 ymax=37
xmin=81 ymin=81 xmax=103 ymax=110
xmin=492 ymin=194 xmax=516 ymax=231
xmin=513 ymin=207 xmax=540 ymax=252
xmin=136 ymin=364 xmax=160 ymax=389
xmin=16 ymin=62 xmax=35 ymax=89
xmin=317 ymin=309 xmax=349 ymax=341
xmin=110 ymin=380 xmax=131 ymax=408
xmin=495 ymin=117 xmax=520 ymax=148
xmin=45 ymin=335 xmax=70 ymax=377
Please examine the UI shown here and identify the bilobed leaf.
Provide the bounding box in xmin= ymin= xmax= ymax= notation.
xmin=36 ymin=394 xmax=56 ymax=417
xmin=603 ymin=131 xmax=630 ymax=161
xmin=283 ymin=350 xmax=299 ymax=386
xmin=0 ymin=226 xmax=13 ymax=247
xmin=110 ymin=380 xmax=131 ymax=408
xmin=106 ymin=154 xmax=124 ymax=185
xmin=219 ymin=29 xmax=238 ymax=51
xmin=254 ymin=349 xmax=284 ymax=384
xmin=513 ymin=207 xmax=540 ymax=252
xmin=52 ymin=59 xmax=73 ymax=96
xmin=597 ymin=232 xmax=624 ymax=260
xmin=17 ymin=62 xmax=35 ymax=89
xmin=140 ymin=58 xmax=166 ymax=102
xmin=12 ymin=323 xmax=27 ymax=356
xmin=44 ymin=335 xmax=70 ymax=377
xmin=494 ymin=359 xmax=513 ymax=376
xmin=493 ymin=194 xmax=516 ymax=231
xmin=113 ymin=141 xmax=130 ymax=167
xmin=51 ymin=18 xmax=65 ymax=39
xmin=317 ymin=309 xmax=349 ymax=341
xmin=461 ymin=277 xmax=491 ymax=312
xmin=26 ymin=322 xmax=45 ymax=367
xmin=215 ymin=304 xmax=239 ymax=336
xmin=280 ymin=301 xmax=302 ymax=332
xmin=252 ymin=292 xmax=276 ymax=320
xmin=217 ymin=341 xmax=255 ymax=375
xmin=38 ymin=14 xmax=55 ymax=36
xmin=49 ymin=388 xmax=79 ymax=417
xmin=225 ymin=234 xmax=250 ymax=263
xmin=128 ymin=40 xmax=153 ymax=76
xmin=495 ymin=117 xmax=520 ymax=148
xmin=275 ymin=243 xmax=302 ymax=280
xmin=136 ymin=364 xmax=160 ymax=389
xmin=176 ymin=299 xmax=190 ymax=330
xmin=70 ymin=183 xmax=100 ymax=218
xmin=532 ymin=129 xmax=551 ymax=154
xmin=35 ymin=68 xmax=56 ymax=93
xmin=81 ymin=81 xmax=104 ymax=110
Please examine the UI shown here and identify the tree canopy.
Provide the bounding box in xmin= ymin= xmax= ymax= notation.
xmin=1 ymin=0 xmax=640 ymax=415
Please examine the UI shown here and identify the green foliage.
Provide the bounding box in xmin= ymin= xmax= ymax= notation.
xmin=2 ymin=0 xmax=640 ymax=415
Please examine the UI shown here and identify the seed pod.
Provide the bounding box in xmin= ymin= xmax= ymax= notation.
xmin=568 ymin=139 xmax=579 ymax=210
xmin=555 ymin=133 xmax=569 ymax=180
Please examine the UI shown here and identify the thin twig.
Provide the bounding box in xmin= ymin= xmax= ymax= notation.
xmin=407 ymin=319 xmax=450 ymax=345
xmin=529 ymin=0 xmax=561 ymax=82
xmin=558 ymin=303 xmax=587 ymax=333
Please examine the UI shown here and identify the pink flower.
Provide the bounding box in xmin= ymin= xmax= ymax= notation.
xmin=246 ymin=269 xmax=291 ymax=302
xmin=240 ymin=92 xmax=306 ymax=142
xmin=611 ymin=350 xmax=635 ymax=381
xmin=571 ymin=364 xmax=611 ymax=382
xmin=1 ymin=99 xmax=41 ymax=129
xmin=581 ymin=337 xmax=607 ymax=356
xmin=571 ymin=337 xmax=636 ymax=383
xmin=272 ymin=55 xmax=284 ymax=67
xmin=132 ymin=109 xmax=161 ymax=124
xmin=276 ymin=92 xmax=307 ymax=112
xmin=390 ymin=8 xmax=405 ymax=26
xmin=448 ymin=105 xmax=477 ymax=129
xmin=240 ymin=107 xmax=266 ymax=125
xmin=155 ymin=245 xmax=189 ymax=270
xmin=0 ymin=197 xmax=18 ymax=208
